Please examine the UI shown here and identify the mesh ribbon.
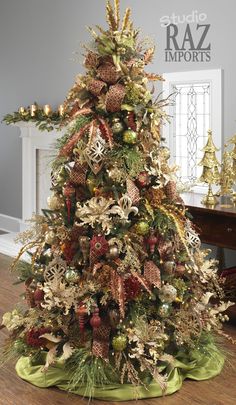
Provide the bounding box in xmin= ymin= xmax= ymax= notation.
xmin=105 ymin=84 xmax=126 ymax=112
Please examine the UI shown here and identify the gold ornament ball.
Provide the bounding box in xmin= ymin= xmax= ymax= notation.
xmin=65 ymin=268 xmax=78 ymax=283
xmin=107 ymin=245 xmax=119 ymax=259
xmin=112 ymin=118 xmax=124 ymax=134
xmin=136 ymin=221 xmax=150 ymax=235
xmin=112 ymin=334 xmax=127 ymax=351
xmin=45 ymin=230 xmax=56 ymax=245
xmin=47 ymin=194 xmax=62 ymax=210
xmin=108 ymin=309 xmax=120 ymax=328
xmin=162 ymin=261 xmax=175 ymax=274
xmin=123 ymin=129 xmax=137 ymax=145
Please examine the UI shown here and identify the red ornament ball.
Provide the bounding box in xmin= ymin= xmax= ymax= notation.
xmin=136 ymin=171 xmax=150 ymax=188
xmin=124 ymin=276 xmax=141 ymax=300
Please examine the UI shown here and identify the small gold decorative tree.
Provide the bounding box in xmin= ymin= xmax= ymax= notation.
xmin=225 ymin=134 xmax=236 ymax=202
xmin=198 ymin=129 xmax=221 ymax=206
xmin=219 ymin=151 xmax=234 ymax=199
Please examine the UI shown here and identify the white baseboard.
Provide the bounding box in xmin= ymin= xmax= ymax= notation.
xmin=0 ymin=213 xmax=21 ymax=233
xmin=0 ymin=232 xmax=20 ymax=257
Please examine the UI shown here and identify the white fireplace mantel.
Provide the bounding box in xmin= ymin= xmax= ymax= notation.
xmin=0 ymin=122 xmax=64 ymax=256
xmin=19 ymin=122 xmax=64 ymax=224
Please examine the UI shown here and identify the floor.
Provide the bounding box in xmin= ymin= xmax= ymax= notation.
xmin=0 ymin=253 xmax=235 ymax=405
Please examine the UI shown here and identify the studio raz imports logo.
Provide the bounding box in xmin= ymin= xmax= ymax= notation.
xmin=160 ymin=10 xmax=211 ymax=62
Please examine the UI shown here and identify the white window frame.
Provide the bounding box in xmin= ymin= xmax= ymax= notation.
xmin=162 ymin=69 xmax=222 ymax=194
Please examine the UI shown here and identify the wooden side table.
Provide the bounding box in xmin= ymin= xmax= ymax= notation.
xmin=182 ymin=192 xmax=236 ymax=250
xmin=182 ymin=192 xmax=236 ymax=324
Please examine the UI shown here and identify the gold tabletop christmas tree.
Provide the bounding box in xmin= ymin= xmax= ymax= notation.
xmin=198 ymin=129 xmax=221 ymax=206
xmin=1 ymin=1 xmax=233 ymax=401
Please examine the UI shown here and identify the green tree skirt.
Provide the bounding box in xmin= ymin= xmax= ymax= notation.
xmin=15 ymin=342 xmax=224 ymax=401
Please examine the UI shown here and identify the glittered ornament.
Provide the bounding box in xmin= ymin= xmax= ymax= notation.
xmin=175 ymin=263 xmax=186 ymax=275
xmin=123 ymin=129 xmax=137 ymax=145
xmin=159 ymin=284 xmax=177 ymax=303
xmin=146 ymin=229 xmax=158 ymax=253
xmin=124 ymin=276 xmax=141 ymax=300
xmin=136 ymin=171 xmax=150 ymax=188
xmin=33 ymin=288 xmax=44 ymax=306
xmin=112 ymin=334 xmax=127 ymax=351
xmin=63 ymin=183 xmax=75 ymax=223
xmin=47 ymin=194 xmax=62 ymax=210
xmin=158 ymin=302 xmax=172 ymax=318
xmin=45 ymin=230 xmax=57 ymax=245
xmin=108 ymin=308 xmax=120 ymax=328
xmin=162 ymin=261 xmax=176 ymax=275
xmin=79 ymin=235 xmax=90 ymax=264
xmin=90 ymin=307 xmax=102 ymax=329
xmin=65 ymin=267 xmax=78 ymax=283
xmin=136 ymin=221 xmax=150 ymax=235
xmin=77 ymin=303 xmax=88 ymax=332
xmin=111 ymin=118 xmax=124 ymax=134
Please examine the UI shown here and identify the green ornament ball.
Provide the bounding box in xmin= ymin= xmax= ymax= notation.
xmin=112 ymin=334 xmax=127 ymax=351
xmin=158 ymin=302 xmax=172 ymax=318
xmin=136 ymin=221 xmax=150 ymax=235
xmin=65 ymin=268 xmax=78 ymax=283
xmin=112 ymin=118 xmax=124 ymax=134
xmin=123 ymin=129 xmax=137 ymax=145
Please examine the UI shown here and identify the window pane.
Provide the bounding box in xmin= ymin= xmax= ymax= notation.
xmin=172 ymin=82 xmax=210 ymax=183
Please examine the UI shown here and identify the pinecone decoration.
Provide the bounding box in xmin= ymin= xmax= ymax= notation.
xmin=84 ymin=51 xmax=99 ymax=69
xmin=165 ymin=180 xmax=178 ymax=201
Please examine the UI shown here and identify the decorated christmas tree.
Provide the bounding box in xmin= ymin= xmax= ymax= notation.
xmin=1 ymin=1 xmax=233 ymax=401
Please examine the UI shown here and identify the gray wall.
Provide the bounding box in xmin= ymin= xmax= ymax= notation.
xmin=0 ymin=0 xmax=236 ymax=264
